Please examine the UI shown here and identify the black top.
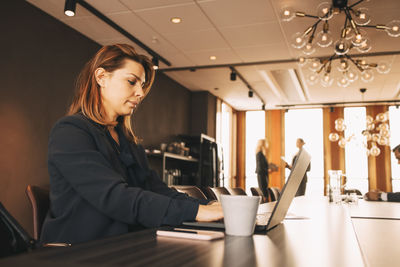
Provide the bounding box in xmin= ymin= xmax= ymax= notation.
xmin=40 ymin=113 xmax=207 ymax=244
xmin=255 ymin=151 xmax=269 ymax=174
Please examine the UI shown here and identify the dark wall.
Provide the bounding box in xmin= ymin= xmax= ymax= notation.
xmin=134 ymin=73 xmax=191 ymax=149
xmin=0 ymin=0 xmax=193 ymax=236
xmin=190 ymin=91 xmax=216 ymax=138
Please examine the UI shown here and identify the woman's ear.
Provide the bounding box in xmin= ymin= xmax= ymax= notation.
xmin=94 ymin=67 xmax=107 ymax=87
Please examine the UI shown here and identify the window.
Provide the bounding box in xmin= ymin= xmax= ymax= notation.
xmin=245 ymin=111 xmax=265 ymax=194
xmin=343 ymin=107 xmax=368 ymax=194
xmin=389 ymin=106 xmax=400 ymax=191
xmin=216 ymin=100 xmax=233 ymax=187
xmin=284 ymin=109 xmax=324 ymax=196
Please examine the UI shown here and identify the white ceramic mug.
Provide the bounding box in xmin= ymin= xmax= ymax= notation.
xmin=220 ymin=195 xmax=261 ymax=236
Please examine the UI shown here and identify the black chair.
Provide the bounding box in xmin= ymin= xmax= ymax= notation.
xmin=204 ymin=187 xmax=230 ymax=201
xmin=0 ymin=202 xmax=35 ymax=258
xmin=250 ymin=187 xmax=266 ymax=203
xmin=171 ymin=185 xmax=208 ymax=200
xmin=227 ymin=187 xmax=247 ymax=196
xmin=268 ymin=187 xmax=281 ymax=202
xmin=25 ymin=185 xmax=50 ymax=241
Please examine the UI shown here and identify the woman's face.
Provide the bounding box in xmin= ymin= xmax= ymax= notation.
xmin=97 ymin=59 xmax=146 ymax=121
xmin=296 ymin=139 xmax=303 ymax=148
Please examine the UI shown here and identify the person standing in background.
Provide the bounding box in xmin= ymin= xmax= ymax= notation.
xmin=255 ymin=139 xmax=270 ymax=201
xmin=285 ymin=138 xmax=311 ymax=196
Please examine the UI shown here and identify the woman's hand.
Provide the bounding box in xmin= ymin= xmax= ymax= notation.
xmin=195 ymin=202 xmax=224 ymax=222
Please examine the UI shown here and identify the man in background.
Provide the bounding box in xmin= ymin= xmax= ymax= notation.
xmin=365 ymin=144 xmax=400 ymax=202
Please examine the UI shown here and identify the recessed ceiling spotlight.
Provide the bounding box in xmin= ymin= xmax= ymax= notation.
xmin=209 ymin=56 xmax=217 ymax=60
xmin=170 ymin=17 xmax=182 ymax=24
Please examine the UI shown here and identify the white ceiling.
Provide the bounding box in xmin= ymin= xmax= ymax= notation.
xmin=27 ymin=0 xmax=400 ymax=110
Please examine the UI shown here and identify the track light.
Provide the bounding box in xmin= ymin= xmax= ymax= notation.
xmin=152 ymin=57 xmax=159 ymax=70
xmin=262 ymin=104 xmax=265 ymax=110
xmin=230 ymin=70 xmax=237 ymax=81
xmin=64 ymin=0 xmax=76 ymax=17
xmin=248 ymin=90 xmax=253 ymax=98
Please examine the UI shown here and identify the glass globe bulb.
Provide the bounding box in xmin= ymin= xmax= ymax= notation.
xmin=306 ymin=73 xmax=319 ymax=85
xmin=354 ymin=8 xmax=371 ymax=26
xmin=370 ymin=146 xmax=381 ymax=156
xmin=298 ymin=57 xmax=307 ymax=66
xmin=308 ymin=59 xmax=320 ymax=71
xmin=344 ymin=26 xmax=355 ymax=40
xmin=335 ymin=123 xmax=346 ymax=132
xmin=337 ymin=76 xmax=350 ymax=87
xmin=380 ymin=129 xmax=390 ymax=138
xmin=281 ymin=6 xmax=295 ymax=21
xmin=334 ymin=39 xmax=350 ymax=55
xmin=345 ymin=68 xmax=358 ymax=82
xmin=372 ymin=133 xmax=379 ymax=142
xmin=317 ymin=2 xmax=333 ymax=20
xmin=363 ymin=131 xmax=372 ymax=141
xmin=377 ymin=61 xmax=391 ymax=74
xmin=337 ymin=59 xmax=350 ymax=72
xmin=321 ymin=73 xmax=333 ymax=87
xmin=302 ymin=42 xmax=316 ymax=55
xmin=356 ymin=38 xmax=371 ymax=53
xmin=291 ymin=32 xmax=306 ymax=49
xmin=386 ymin=20 xmax=400 ymax=37
xmin=316 ymin=31 xmax=333 ymax=47
xmin=329 ymin=133 xmax=339 ymax=142
xmin=335 ymin=118 xmax=344 ymax=125
xmin=366 ymin=115 xmax=374 ymax=124
xmin=366 ymin=123 xmax=375 ymax=131
xmin=351 ymin=29 xmax=367 ymax=47
xmin=361 ymin=69 xmax=374 ymax=82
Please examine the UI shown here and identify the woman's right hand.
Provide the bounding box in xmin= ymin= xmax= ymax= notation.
xmin=195 ymin=202 xmax=224 ymax=222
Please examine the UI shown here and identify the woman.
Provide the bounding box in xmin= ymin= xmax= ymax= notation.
xmin=255 ymin=139 xmax=270 ymax=201
xmin=285 ymin=138 xmax=310 ymax=196
xmin=40 ymin=44 xmax=223 ymax=244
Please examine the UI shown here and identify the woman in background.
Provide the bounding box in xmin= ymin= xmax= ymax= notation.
xmin=255 ymin=139 xmax=270 ymax=201
xmin=40 ymin=44 xmax=223 ymax=244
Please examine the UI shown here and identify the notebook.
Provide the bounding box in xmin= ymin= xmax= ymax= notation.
xmin=183 ymin=149 xmax=311 ymax=232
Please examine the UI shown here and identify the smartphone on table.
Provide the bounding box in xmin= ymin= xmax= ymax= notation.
xmin=156 ymin=228 xmax=224 ymax=241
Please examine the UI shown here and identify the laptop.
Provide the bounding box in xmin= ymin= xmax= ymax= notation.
xmin=183 ymin=149 xmax=311 ymax=232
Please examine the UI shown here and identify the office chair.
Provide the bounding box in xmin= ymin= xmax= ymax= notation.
xmin=250 ymin=187 xmax=266 ymax=203
xmin=25 ymin=185 xmax=50 ymax=241
xmin=171 ymin=186 xmax=208 ymax=200
xmin=227 ymin=187 xmax=247 ymax=196
xmin=204 ymin=187 xmax=230 ymax=201
xmin=268 ymin=187 xmax=281 ymax=202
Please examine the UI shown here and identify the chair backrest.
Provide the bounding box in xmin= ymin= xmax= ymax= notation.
xmin=204 ymin=187 xmax=230 ymax=201
xmin=268 ymin=187 xmax=280 ymax=202
xmin=172 ymin=186 xmax=207 ymax=200
xmin=0 ymin=202 xmax=35 ymax=258
xmin=25 ymin=185 xmax=50 ymax=240
xmin=227 ymin=187 xmax=247 ymax=196
xmin=344 ymin=188 xmax=362 ymax=196
xmin=250 ymin=187 xmax=266 ymax=203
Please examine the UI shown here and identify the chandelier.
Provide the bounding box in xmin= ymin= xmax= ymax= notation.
xmin=328 ymin=112 xmax=390 ymax=156
xmin=281 ymin=0 xmax=400 ymax=87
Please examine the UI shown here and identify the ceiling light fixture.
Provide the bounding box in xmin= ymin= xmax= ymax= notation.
xmin=152 ymin=57 xmax=159 ymax=70
xmin=283 ymin=0 xmax=399 ymax=87
xmin=230 ymin=70 xmax=237 ymax=81
xmin=248 ymin=90 xmax=254 ymax=98
xmin=170 ymin=17 xmax=182 ymax=24
xmin=64 ymin=0 xmax=76 ymax=17
xmin=209 ymin=56 xmax=217 ymax=61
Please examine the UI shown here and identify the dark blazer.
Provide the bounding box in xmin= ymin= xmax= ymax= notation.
xmin=255 ymin=151 xmax=269 ymax=174
xmin=388 ymin=192 xmax=400 ymax=202
xmin=40 ymin=114 xmax=205 ymax=244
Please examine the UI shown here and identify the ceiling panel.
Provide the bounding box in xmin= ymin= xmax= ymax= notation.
xmin=233 ymin=44 xmax=293 ymax=62
xmin=198 ymin=0 xmax=277 ymax=28
xmin=119 ymin=0 xmax=194 ymax=11
xmin=184 ymin=48 xmax=242 ymax=65
xmin=86 ymin=0 xmax=129 ymax=13
xmin=219 ymin=22 xmax=286 ymax=47
xmin=133 ymin=3 xmax=214 ymax=35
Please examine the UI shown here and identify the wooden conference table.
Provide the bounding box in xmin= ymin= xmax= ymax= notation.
xmin=1 ymin=197 xmax=399 ymax=267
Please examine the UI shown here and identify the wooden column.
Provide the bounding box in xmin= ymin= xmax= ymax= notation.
xmin=265 ymin=110 xmax=285 ymax=189
xmin=366 ymin=105 xmax=392 ymax=192
xmin=235 ymin=111 xmax=246 ymax=189
xmin=323 ymin=107 xmax=346 ymax=195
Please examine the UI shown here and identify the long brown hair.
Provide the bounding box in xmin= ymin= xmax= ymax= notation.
xmin=256 ymin=139 xmax=268 ymax=156
xmin=68 ymin=44 xmax=155 ymax=143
